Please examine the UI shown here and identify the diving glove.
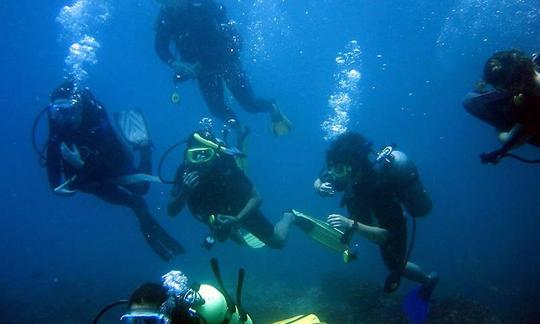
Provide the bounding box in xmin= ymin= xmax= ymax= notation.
xmin=480 ymin=149 xmax=504 ymax=164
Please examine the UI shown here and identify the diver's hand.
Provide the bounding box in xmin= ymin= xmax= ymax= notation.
xmin=60 ymin=142 xmax=84 ymax=169
xmin=480 ymin=150 xmax=504 ymax=164
xmin=327 ymin=214 xmax=354 ymax=230
xmin=53 ymin=187 xmax=77 ymax=196
xmin=314 ymin=178 xmax=335 ymax=197
xmin=182 ymin=171 xmax=200 ymax=193
xmin=171 ymin=61 xmax=201 ymax=82
xmin=53 ymin=176 xmax=77 ymax=196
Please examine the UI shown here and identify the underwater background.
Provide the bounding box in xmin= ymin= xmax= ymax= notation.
xmin=1 ymin=0 xmax=540 ymax=322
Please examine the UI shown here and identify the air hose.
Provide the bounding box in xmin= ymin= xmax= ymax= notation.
xmin=157 ymin=140 xmax=186 ymax=184
xmin=502 ymin=153 xmax=540 ymax=164
xmin=31 ymin=106 xmax=49 ymax=167
xmin=91 ymin=299 xmax=129 ymax=324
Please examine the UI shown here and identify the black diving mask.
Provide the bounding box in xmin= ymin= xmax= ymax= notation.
xmin=120 ymin=311 xmax=168 ymax=324
xmin=49 ymin=98 xmax=82 ymax=128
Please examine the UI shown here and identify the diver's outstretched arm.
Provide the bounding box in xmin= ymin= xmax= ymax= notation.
xmin=235 ymin=189 xmax=262 ymax=222
xmin=482 ymin=124 xmax=530 ymax=164
xmin=327 ymin=214 xmax=388 ymax=245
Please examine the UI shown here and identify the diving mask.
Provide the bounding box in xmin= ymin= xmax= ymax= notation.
xmin=50 ymin=98 xmax=76 ymax=112
xmin=328 ymin=164 xmax=352 ymax=179
xmin=49 ymin=98 xmax=82 ymax=128
xmin=186 ymin=147 xmax=216 ymax=164
xmin=120 ymin=311 xmax=168 ymax=324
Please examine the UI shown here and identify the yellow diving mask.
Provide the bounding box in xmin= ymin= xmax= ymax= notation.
xmin=186 ymin=147 xmax=216 ymax=164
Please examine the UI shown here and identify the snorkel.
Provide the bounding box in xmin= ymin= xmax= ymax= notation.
xmin=192 ymin=132 xmax=245 ymax=157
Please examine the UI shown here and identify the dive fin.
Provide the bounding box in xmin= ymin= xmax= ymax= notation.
xmin=403 ymin=286 xmax=429 ymax=324
xmin=241 ymin=232 xmax=266 ymax=249
xmin=114 ymin=173 xmax=162 ymax=186
xmin=271 ymin=314 xmax=324 ymax=324
xmin=271 ymin=103 xmax=292 ymax=136
xmin=292 ymin=210 xmax=353 ymax=261
xmin=138 ymin=213 xmax=185 ymax=261
xmin=115 ymin=109 xmax=150 ymax=147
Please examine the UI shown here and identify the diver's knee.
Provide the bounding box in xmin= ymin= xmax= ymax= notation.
xmin=267 ymin=238 xmax=285 ymax=250
xmin=126 ymin=183 xmax=150 ymax=196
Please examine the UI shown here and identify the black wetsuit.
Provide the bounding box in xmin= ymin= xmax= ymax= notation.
xmin=171 ymin=155 xmax=275 ymax=245
xmin=46 ymin=89 xmax=183 ymax=260
xmin=463 ymin=90 xmax=540 ymax=148
xmin=340 ymin=161 xmax=432 ymax=276
xmin=155 ymin=0 xmax=273 ymax=122
xmin=47 ymin=90 xmax=150 ymax=199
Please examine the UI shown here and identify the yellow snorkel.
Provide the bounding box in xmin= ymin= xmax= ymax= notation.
xmin=193 ymin=132 xmax=221 ymax=150
xmin=193 ymin=133 xmax=246 ymax=157
xmin=192 ymin=132 xmax=247 ymax=170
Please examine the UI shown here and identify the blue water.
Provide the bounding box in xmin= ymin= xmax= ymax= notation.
xmin=1 ymin=0 xmax=540 ymax=322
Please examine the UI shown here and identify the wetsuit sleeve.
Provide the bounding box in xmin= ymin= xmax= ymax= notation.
xmin=168 ymin=165 xmax=188 ymax=216
xmin=155 ymin=10 xmax=176 ymax=65
xmin=235 ymin=171 xmax=253 ymax=196
xmin=86 ymin=95 xmax=123 ymax=152
xmin=46 ymin=135 xmax=62 ymax=189
xmin=226 ymin=157 xmax=253 ymax=194
xmin=170 ymin=165 xmax=185 ymax=197
xmin=345 ymin=195 xmax=373 ymax=225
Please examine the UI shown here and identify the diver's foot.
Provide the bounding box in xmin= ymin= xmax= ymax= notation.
xmin=282 ymin=210 xmax=296 ymax=223
xmin=133 ymin=139 xmax=153 ymax=151
xmin=420 ymin=272 xmax=439 ymax=299
xmin=270 ymin=103 xmax=292 ymax=136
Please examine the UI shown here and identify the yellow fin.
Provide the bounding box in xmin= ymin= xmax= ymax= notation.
xmin=272 ymin=314 xmax=323 ymax=324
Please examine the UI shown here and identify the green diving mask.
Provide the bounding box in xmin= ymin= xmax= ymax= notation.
xmin=186 ymin=147 xmax=216 ymax=164
xmin=328 ymin=164 xmax=352 ymax=179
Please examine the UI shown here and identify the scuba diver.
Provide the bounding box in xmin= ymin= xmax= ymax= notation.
xmin=313 ymin=132 xmax=438 ymax=321
xmin=92 ymin=258 xmax=323 ymax=323
xmin=43 ymin=80 xmax=184 ymax=261
xmin=167 ymin=130 xmax=297 ymax=250
xmin=154 ymin=0 xmax=292 ymax=141
xmin=463 ymin=49 xmax=540 ymax=164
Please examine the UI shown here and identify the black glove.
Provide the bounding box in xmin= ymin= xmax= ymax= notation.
xmin=480 ymin=149 xmax=505 ymax=164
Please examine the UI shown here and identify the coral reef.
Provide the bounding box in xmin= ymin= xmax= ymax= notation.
xmin=244 ymin=271 xmax=504 ymax=323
